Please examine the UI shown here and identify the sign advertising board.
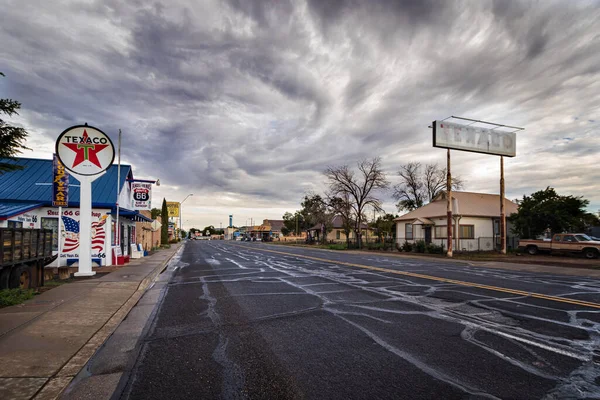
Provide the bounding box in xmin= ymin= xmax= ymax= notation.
xmin=55 ymin=125 xmax=115 ymax=176
xmin=130 ymin=182 xmax=152 ymax=210
xmin=432 ymin=120 xmax=516 ymax=157
xmin=166 ymin=201 xmax=180 ymax=217
xmin=52 ymin=154 xmax=69 ymax=207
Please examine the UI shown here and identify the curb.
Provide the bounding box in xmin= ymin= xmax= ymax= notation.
xmin=32 ymin=243 xmax=184 ymax=400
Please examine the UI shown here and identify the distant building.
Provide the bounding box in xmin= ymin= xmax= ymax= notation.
xmin=394 ymin=191 xmax=519 ymax=252
xmin=308 ymin=215 xmax=375 ymax=243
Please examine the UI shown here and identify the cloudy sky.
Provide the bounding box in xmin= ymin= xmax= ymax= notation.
xmin=1 ymin=0 xmax=599 ymax=229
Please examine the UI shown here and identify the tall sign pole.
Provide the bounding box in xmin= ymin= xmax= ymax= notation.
xmin=446 ymin=149 xmax=453 ymax=257
xmin=500 ymin=156 xmax=506 ymax=254
xmin=56 ymin=124 xmax=115 ymax=276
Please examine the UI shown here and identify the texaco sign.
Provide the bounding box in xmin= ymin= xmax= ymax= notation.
xmin=56 ymin=125 xmax=115 ymax=176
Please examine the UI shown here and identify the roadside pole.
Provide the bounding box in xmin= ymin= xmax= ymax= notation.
xmin=446 ymin=149 xmax=453 ymax=257
xmin=500 ymin=156 xmax=506 ymax=254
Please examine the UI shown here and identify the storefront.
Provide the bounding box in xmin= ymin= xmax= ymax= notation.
xmin=0 ymin=157 xmax=153 ymax=267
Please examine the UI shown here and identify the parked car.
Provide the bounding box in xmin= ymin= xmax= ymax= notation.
xmin=518 ymin=233 xmax=600 ymax=259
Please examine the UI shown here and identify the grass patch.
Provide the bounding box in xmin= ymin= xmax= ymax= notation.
xmin=44 ymin=279 xmax=70 ymax=287
xmin=0 ymin=288 xmax=35 ymax=307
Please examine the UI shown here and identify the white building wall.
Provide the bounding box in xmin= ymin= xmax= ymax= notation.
xmin=396 ymin=216 xmax=496 ymax=251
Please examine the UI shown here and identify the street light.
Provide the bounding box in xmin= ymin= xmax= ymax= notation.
xmin=180 ymin=194 xmax=193 ymax=239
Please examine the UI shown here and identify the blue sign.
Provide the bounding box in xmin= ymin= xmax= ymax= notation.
xmin=52 ymin=153 xmax=69 ymax=207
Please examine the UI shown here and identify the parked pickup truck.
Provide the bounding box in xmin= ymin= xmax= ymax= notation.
xmin=518 ymin=233 xmax=600 ymax=259
xmin=1 ymin=228 xmax=57 ymax=290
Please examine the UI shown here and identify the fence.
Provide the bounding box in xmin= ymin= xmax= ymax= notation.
xmin=395 ymin=236 xmax=519 ymax=252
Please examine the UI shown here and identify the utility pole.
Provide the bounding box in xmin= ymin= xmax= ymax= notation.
xmin=500 ymin=156 xmax=506 ymax=254
xmin=296 ymin=213 xmax=298 ymax=236
xmin=446 ymin=149 xmax=453 ymax=257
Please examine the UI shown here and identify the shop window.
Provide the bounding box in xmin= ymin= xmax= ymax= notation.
xmin=459 ymin=225 xmax=475 ymax=239
xmin=8 ymin=221 xmax=23 ymax=228
xmin=405 ymin=224 xmax=413 ymax=240
xmin=41 ymin=217 xmax=59 ymax=251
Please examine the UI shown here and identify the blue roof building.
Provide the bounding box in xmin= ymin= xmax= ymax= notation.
xmin=0 ymin=157 xmax=151 ymax=221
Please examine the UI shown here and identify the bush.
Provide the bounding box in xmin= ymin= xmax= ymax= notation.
xmin=400 ymin=241 xmax=413 ymax=252
xmin=0 ymin=288 xmax=34 ymax=307
xmin=328 ymin=243 xmax=347 ymax=250
xmin=414 ymin=240 xmax=426 ymax=253
xmin=425 ymin=243 xmax=444 ymax=254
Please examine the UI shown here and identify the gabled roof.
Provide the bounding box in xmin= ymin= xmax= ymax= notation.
xmin=309 ymin=215 xmax=370 ymax=231
xmin=394 ymin=191 xmax=518 ymax=222
xmin=265 ymin=219 xmax=284 ymax=232
xmin=0 ymin=157 xmax=132 ymax=208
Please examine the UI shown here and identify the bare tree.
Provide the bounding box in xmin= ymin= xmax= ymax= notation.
xmin=393 ymin=162 xmax=464 ymax=212
xmin=324 ymin=157 xmax=390 ymax=249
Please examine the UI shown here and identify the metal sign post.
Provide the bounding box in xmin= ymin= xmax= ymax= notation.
xmin=446 ymin=149 xmax=453 ymax=257
xmin=56 ymin=124 xmax=115 ymax=276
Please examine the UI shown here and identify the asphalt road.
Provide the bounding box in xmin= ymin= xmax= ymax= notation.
xmin=119 ymin=241 xmax=600 ymax=400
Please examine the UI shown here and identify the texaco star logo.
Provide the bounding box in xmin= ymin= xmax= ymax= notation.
xmin=56 ymin=125 xmax=115 ymax=176
xmin=62 ymin=130 xmax=109 ymax=168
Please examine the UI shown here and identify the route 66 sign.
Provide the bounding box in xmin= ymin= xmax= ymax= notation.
xmin=130 ymin=182 xmax=152 ymax=210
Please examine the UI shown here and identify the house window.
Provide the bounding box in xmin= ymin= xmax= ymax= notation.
xmin=336 ymin=230 xmax=341 ymax=240
xmin=459 ymin=225 xmax=475 ymax=239
xmin=405 ymin=224 xmax=413 ymax=240
xmin=435 ymin=225 xmax=457 ymax=239
xmin=8 ymin=221 xmax=23 ymax=228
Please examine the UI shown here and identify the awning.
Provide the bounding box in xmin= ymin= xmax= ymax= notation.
xmin=0 ymin=202 xmax=44 ymax=220
xmin=112 ymin=208 xmax=154 ymax=222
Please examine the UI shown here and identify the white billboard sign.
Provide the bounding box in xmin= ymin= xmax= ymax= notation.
xmin=130 ymin=182 xmax=152 ymax=210
xmin=433 ymin=120 xmax=516 ymax=157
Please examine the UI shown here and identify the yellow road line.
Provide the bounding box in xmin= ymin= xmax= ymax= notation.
xmin=235 ymin=245 xmax=600 ymax=310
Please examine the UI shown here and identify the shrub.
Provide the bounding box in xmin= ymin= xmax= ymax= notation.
xmin=328 ymin=243 xmax=347 ymax=250
xmin=400 ymin=241 xmax=413 ymax=252
xmin=0 ymin=288 xmax=34 ymax=307
xmin=425 ymin=243 xmax=444 ymax=254
xmin=414 ymin=240 xmax=426 ymax=253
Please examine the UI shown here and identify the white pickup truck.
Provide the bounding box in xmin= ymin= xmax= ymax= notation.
xmin=518 ymin=233 xmax=600 ymax=259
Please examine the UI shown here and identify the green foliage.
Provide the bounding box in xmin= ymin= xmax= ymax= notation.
xmin=0 ymin=288 xmax=34 ymax=307
xmin=282 ymin=211 xmax=307 ymax=236
xmin=327 ymin=243 xmax=347 ymax=250
xmin=414 ymin=240 xmax=426 ymax=253
xmin=372 ymin=213 xmax=398 ymax=239
xmin=161 ymin=198 xmax=169 ymax=244
xmin=508 ymin=187 xmax=597 ymax=238
xmin=202 ymin=225 xmax=216 ymax=235
xmin=425 ymin=243 xmax=444 ymax=254
xmin=400 ymin=241 xmax=413 ymax=252
xmin=0 ymin=73 xmax=30 ymax=174
xmin=151 ymin=208 xmax=161 ymax=219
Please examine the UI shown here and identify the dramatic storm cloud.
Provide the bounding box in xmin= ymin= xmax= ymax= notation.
xmin=1 ymin=0 xmax=599 ymax=227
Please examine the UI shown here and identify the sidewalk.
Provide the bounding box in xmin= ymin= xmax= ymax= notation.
xmin=0 ymin=243 xmax=183 ymax=400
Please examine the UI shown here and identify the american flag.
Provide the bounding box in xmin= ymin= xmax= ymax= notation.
xmin=62 ymin=216 xmax=106 ymax=252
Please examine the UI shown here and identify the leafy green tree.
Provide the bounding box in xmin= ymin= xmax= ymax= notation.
xmin=151 ymin=208 xmax=161 ymax=219
xmin=202 ymin=225 xmax=216 ymax=236
xmin=1 ymin=72 xmax=30 ymax=173
xmin=508 ymin=187 xmax=598 ymax=238
xmin=282 ymin=211 xmax=308 ymax=236
xmin=161 ymin=198 xmax=169 ymax=244
xmin=372 ymin=213 xmax=398 ymax=240
xmin=300 ymin=194 xmax=333 ymax=244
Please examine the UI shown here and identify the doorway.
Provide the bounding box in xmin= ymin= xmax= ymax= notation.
xmin=424 ymin=227 xmax=432 ymax=244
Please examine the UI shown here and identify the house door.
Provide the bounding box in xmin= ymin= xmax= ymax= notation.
xmin=424 ymin=227 xmax=432 ymax=244
xmin=120 ymin=224 xmax=125 ymax=255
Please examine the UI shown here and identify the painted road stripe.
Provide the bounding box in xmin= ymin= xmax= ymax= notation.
xmin=235 ymin=245 xmax=600 ymax=310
